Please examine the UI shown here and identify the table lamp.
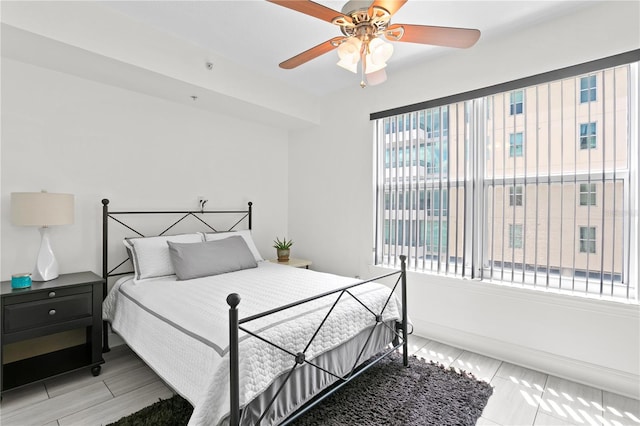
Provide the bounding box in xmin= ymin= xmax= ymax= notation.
xmin=11 ymin=191 xmax=74 ymax=281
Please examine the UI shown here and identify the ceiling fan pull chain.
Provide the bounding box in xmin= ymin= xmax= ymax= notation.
xmin=360 ymin=44 xmax=367 ymax=88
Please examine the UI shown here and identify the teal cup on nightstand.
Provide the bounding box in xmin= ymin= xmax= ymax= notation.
xmin=11 ymin=273 xmax=32 ymax=289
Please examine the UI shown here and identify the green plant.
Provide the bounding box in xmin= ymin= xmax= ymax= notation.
xmin=273 ymin=237 xmax=293 ymax=250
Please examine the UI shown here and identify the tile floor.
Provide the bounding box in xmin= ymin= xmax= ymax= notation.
xmin=406 ymin=335 xmax=640 ymax=426
xmin=1 ymin=335 xmax=638 ymax=425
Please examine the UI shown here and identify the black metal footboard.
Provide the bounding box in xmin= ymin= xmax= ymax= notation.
xmin=227 ymin=255 xmax=408 ymax=426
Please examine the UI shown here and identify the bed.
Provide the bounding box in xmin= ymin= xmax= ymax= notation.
xmin=101 ymin=199 xmax=409 ymax=425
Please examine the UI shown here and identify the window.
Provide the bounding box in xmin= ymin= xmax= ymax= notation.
xmin=579 ymin=183 xmax=597 ymax=206
xmin=510 ymin=90 xmax=524 ymax=115
xmin=580 ymin=75 xmax=597 ymax=103
xmin=374 ymin=59 xmax=637 ymax=301
xmin=580 ymin=122 xmax=597 ymax=149
xmin=509 ymin=186 xmax=523 ymax=206
xmin=509 ymin=133 xmax=524 ymax=157
xmin=509 ymin=224 xmax=523 ymax=249
xmin=579 ymin=226 xmax=596 ymax=253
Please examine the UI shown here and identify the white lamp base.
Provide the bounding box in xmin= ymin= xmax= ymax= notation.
xmin=32 ymin=227 xmax=59 ymax=281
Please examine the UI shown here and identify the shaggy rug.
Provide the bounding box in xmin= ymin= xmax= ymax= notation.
xmin=110 ymin=352 xmax=493 ymax=426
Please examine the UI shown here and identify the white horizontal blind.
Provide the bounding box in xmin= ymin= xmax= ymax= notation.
xmin=374 ymin=62 xmax=638 ymax=301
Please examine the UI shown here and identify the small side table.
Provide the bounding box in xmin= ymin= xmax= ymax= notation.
xmin=1 ymin=271 xmax=105 ymax=393
xmin=269 ymin=258 xmax=312 ymax=269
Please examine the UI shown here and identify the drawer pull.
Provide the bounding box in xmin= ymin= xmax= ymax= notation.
xmin=49 ymin=309 xmax=56 ymax=316
xmin=49 ymin=291 xmax=56 ymax=298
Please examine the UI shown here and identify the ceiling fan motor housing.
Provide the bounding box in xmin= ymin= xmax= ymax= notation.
xmin=336 ymin=1 xmax=392 ymax=39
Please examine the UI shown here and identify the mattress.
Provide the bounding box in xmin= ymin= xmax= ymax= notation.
xmin=103 ymin=261 xmax=402 ymax=425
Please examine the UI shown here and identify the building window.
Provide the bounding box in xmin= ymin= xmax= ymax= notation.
xmin=580 ymin=122 xmax=597 ymax=149
xmin=579 ymin=183 xmax=597 ymax=206
xmin=375 ymin=61 xmax=636 ymax=301
xmin=509 ymin=224 xmax=523 ymax=249
xmin=579 ymin=226 xmax=597 ymax=253
xmin=510 ymin=90 xmax=524 ymax=115
xmin=509 ymin=185 xmax=523 ymax=206
xmin=580 ymin=75 xmax=597 ymax=103
xmin=509 ymin=132 xmax=524 ymax=157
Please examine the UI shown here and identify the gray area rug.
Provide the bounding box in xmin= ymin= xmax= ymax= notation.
xmin=110 ymin=352 xmax=493 ymax=425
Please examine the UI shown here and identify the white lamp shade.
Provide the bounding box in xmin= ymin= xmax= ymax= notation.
xmin=365 ymin=38 xmax=393 ymax=73
xmin=337 ymin=37 xmax=362 ymax=73
xmin=11 ymin=192 xmax=74 ymax=227
xmin=365 ymin=68 xmax=388 ymax=86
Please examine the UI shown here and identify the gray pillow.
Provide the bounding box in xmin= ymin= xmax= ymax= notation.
xmin=167 ymin=236 xmax=258 ymax=280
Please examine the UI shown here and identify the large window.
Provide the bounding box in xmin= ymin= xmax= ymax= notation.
xmin=374 ymin=58 xmax=638 ymax=301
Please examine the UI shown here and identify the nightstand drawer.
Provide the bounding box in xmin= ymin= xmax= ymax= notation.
xmin=3 ymin=293 xmax=93 ymax=333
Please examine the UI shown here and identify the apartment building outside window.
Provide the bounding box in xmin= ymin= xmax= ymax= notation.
xmin=580 ymin=122 xmax=597 ymax=149
xmin=579 ymin=183 xmax=597 ymax=206
xmin=509 ymin=224 xmax=524 ymax=249
xmin=510 ymin=90 xmax=524 ymax=115
xmin=374 ymin=54 xmax=638 ymax=302
xmin=509 ymin=132 xmax=524 ymax=157
xmin=509 ymin=185 xmax=523 ymax=206
xmin=579 ymin=226 xmax=597 ymax=254
xmin=580 ymin=75 xmax=597 ymax=103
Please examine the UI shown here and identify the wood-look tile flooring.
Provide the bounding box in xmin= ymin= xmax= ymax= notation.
xmin=1 ymin=335 xmax=638 ymax=425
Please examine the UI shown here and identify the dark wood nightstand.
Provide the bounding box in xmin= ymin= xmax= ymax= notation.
xmin=1 ymin=271 xmax=105 ymax=393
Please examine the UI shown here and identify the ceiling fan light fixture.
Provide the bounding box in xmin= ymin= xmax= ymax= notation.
xmin=267 ymin=0 xmax=480 ymax=88
xmin=365 ymin=68 xmax=387 ymax=86
xmin=336 ymin=37 xmax=362 ymax=73
xmin=337 ymin=57 xmax=358 ymax=73
xmin=365 ymin=37 xmax=393 ymax=72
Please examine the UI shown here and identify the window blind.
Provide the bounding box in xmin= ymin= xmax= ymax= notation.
xmin=374 ymin=60 xmax=638 ymax=301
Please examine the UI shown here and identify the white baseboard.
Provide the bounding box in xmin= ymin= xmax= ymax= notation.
xmin=412 ymin=318 xmax=640 ymax=400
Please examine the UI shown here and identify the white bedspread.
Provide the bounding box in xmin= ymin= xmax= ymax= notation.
xmin=103 ymin=261 xmax=402 ymax=425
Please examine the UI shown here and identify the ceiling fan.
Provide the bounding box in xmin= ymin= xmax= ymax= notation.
xmin=267 ymin=0 xmax=481 ymax=87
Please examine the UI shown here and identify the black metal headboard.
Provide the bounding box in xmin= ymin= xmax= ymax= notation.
xmin=100 ymin=198 xmax=253 ymax=351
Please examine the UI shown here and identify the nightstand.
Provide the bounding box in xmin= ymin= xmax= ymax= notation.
xmin=269 ymin=258 xmax=312 ymax=269
xmin=1 ymin=271 xmax=105 ymax=393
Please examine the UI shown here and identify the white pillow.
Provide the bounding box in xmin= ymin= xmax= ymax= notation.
xmin=202 ymin=229 xmax=264 ymax=262
xmin=124 ymin=233 xmax=204 ymax=280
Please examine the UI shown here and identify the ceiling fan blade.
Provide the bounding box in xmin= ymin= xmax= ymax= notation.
xmin=267 ymin=0 xmax=351 ymax=24
xmin=279 ymin=37 xmax=346 ymax=69
xmin=369 ymin=0 xmax=407 ymax=16
xmin=386 ymin=23 xmax=480 ymax=48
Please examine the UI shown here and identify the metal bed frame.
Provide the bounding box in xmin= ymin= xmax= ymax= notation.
xmin=101 ymin=199 xmax=409 ymax=425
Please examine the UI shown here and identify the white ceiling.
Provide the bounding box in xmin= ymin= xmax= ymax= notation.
xmin=97 ymin=0 xmax=595 ymax=97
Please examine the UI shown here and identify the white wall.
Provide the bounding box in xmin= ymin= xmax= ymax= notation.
xmin=1 ymin=58 xmax=289 ymax=279
xmin=288 ymin=1 xmax=640 ymax=397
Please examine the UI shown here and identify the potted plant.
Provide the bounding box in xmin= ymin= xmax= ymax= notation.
xmin=273 ymin=237 xmax=293 ymax=262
